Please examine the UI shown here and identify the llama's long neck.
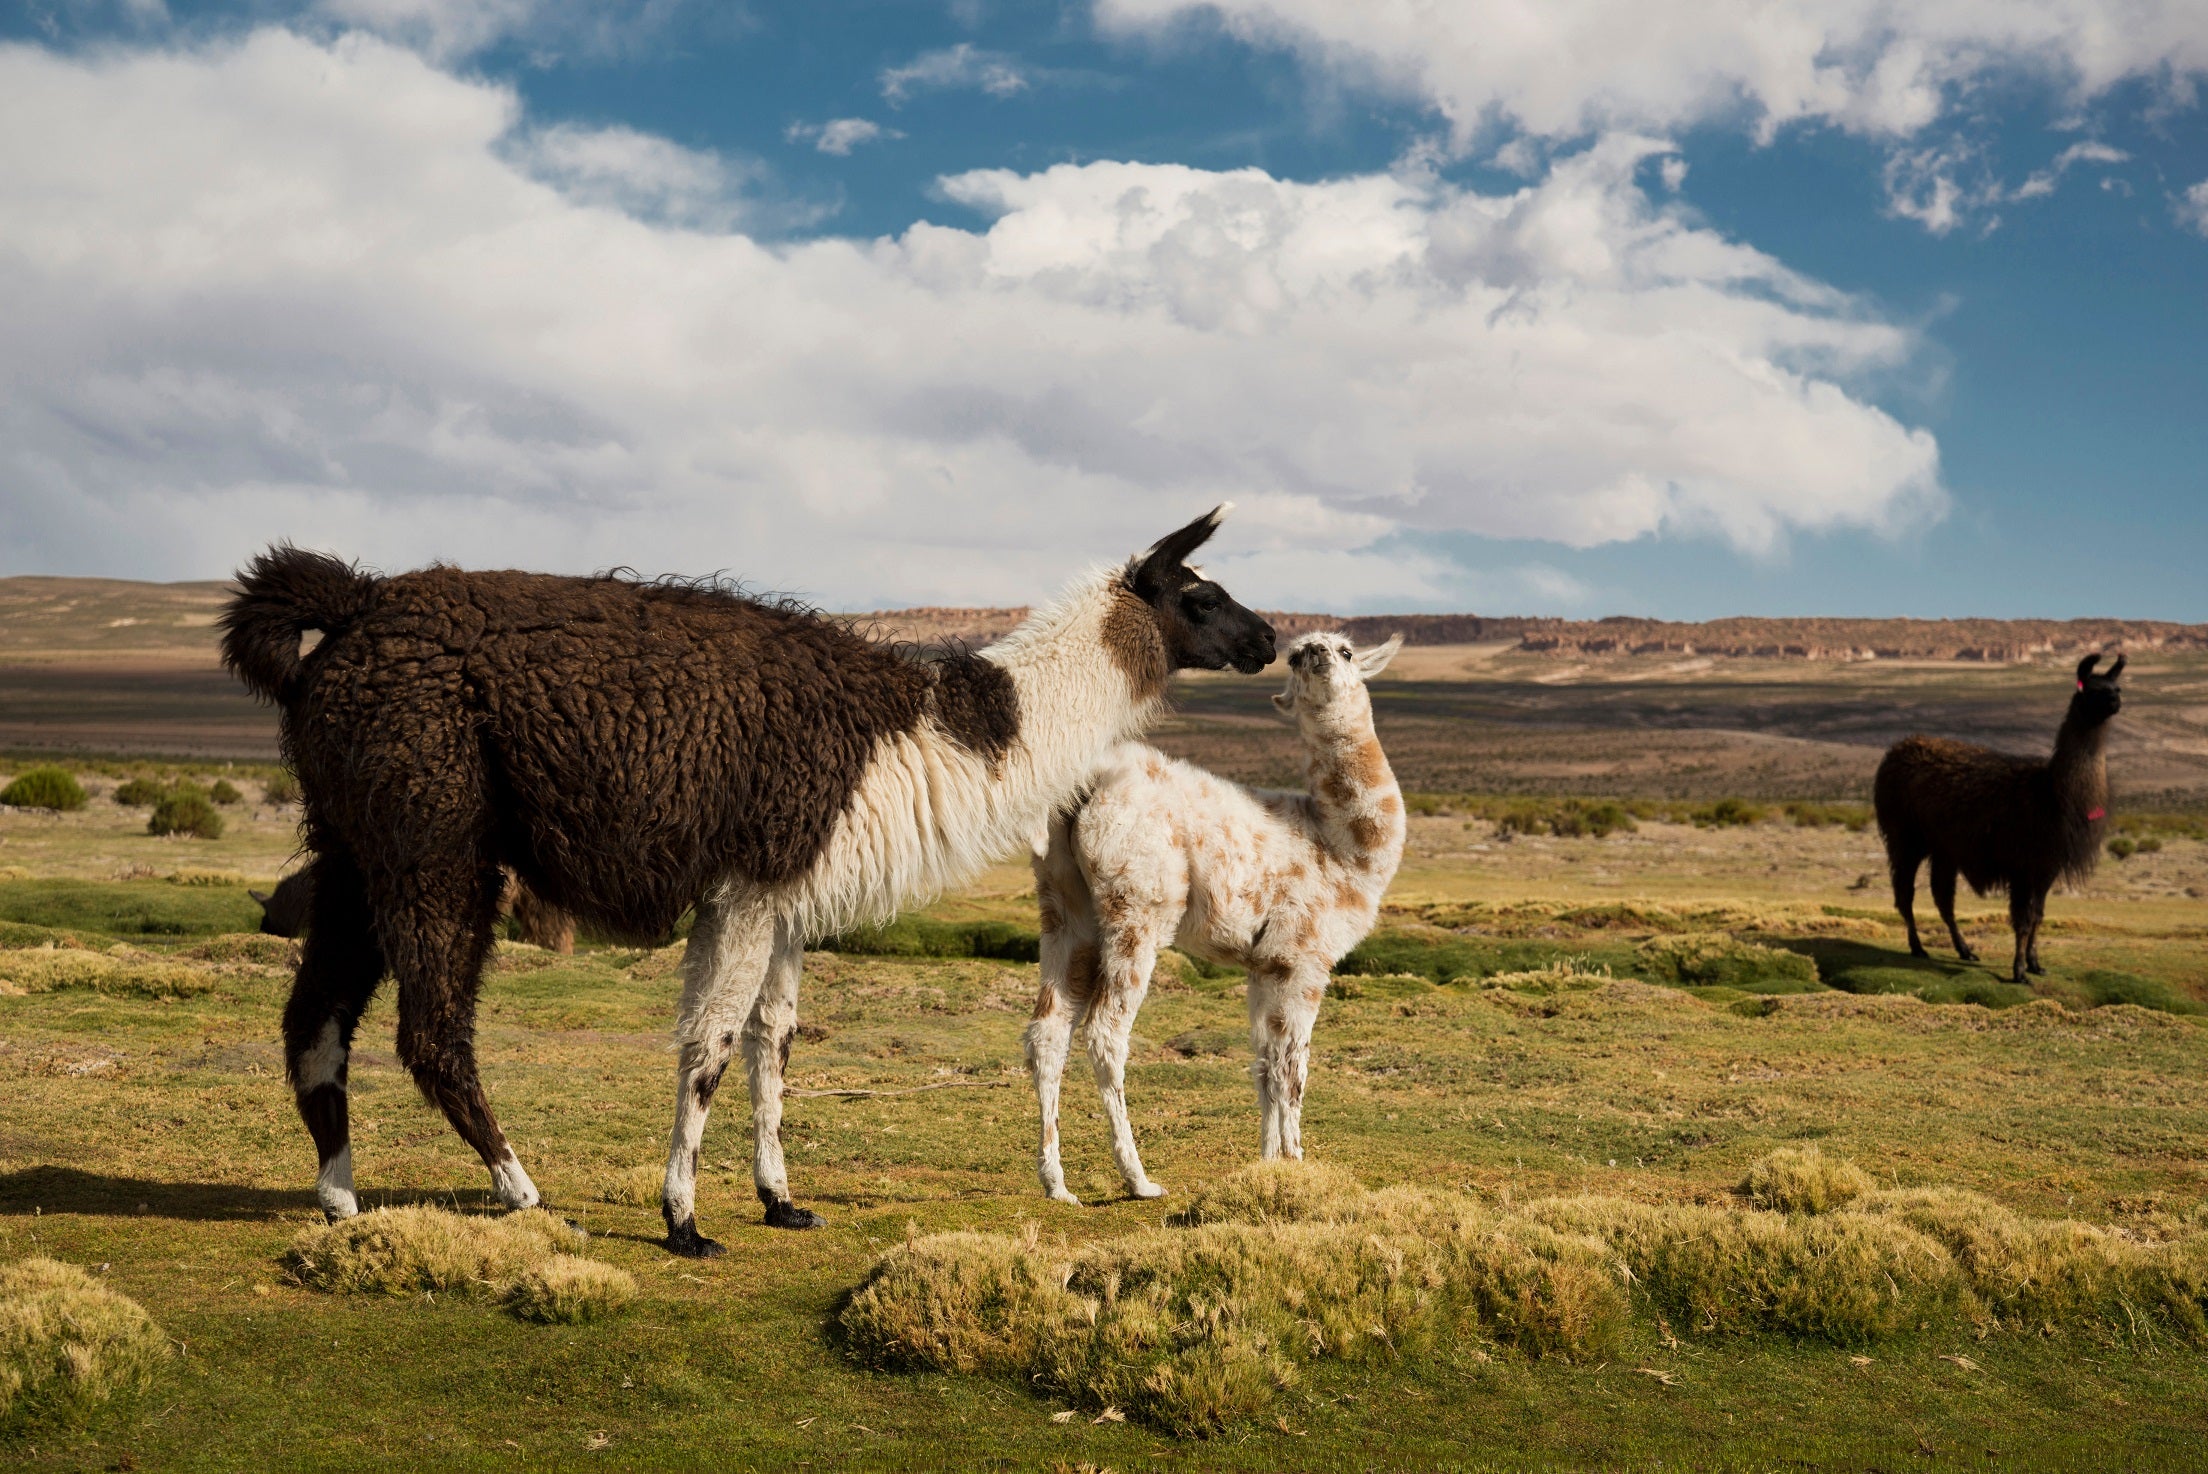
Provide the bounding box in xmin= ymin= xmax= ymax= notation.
xmin=2051 ymin=710 xmax=2110 ymax=813
xmin=1299 ymin=702 xmax=1405 ymax=877
xmin=983 ymin=572 xmax=1166 ymax=830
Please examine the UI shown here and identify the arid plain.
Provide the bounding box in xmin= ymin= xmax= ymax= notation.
xmin=3 ymin=576 xmax=2207 ymax=1470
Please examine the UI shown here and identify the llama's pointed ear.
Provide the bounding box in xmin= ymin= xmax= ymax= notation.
xmin=2075 ymin=653 xmax=2101 ymax=685
xmin=248 ymin=889 xmax=270 ymax=906
xmin=1356 ymin=633 xmax=1404 ymax=677
xmin=2107 ymin=653 xmax=2125 ymax=681
xmin=1131 ymin=503 xmax=1232 ymax=597
xmin=1271 ymin=688 xmax=1296 ymax=717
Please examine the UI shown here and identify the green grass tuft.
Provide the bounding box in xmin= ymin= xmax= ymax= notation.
xmin=822 ymin=916 xmax=1040 ymax=963
xmin=148 ymin=788 xmax=223 ymax=840
xmin=1632 ymin=932 xmax=1822 ymax=992
xmin=0 ymin=1257 xmax=169 ymax=1433
xmin=0 ymin=768 xmax=87 ymax=813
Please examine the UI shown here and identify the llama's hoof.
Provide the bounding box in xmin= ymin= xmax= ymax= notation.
xmin=1129 ymin=1181 xmax=1168 ymax=1200
xmin=763 ymin=1198 xmax=826 ymax=1230
xmin=664 ymin=1218 xmax=727 ymax=1259
xmin=1046 ymin=1188 xmax=1083 ymax=1206
xmin=1956 ymin=946 xmax=1979 ymax=963
xmin=2026 ymin=962 xmax=2045 ymax=976
xmin=1908 ymin=944 xmax=1930 ymax=959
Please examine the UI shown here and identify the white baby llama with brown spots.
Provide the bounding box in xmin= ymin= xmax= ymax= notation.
xmin=1025 ymin=631 xmax=1405 ymax=1203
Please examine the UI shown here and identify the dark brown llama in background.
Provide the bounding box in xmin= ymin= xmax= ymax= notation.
xmin=1873 ymin=653 xmax=2124 ymax=984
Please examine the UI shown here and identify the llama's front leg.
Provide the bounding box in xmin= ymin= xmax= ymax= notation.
xmin=1087 ymin=932 xmax=1165 ymax=1199
xmin=744 ymin=916 xmax=823 ymax=1229
xmin=663 ymin=894 xmax=776 ymax=1258
xmin=1025 ymin=935 xmax=1093 ymax=1204
xmin=2005 ymin=889 xmax=2035 ymax=986
xmin=1249 ymin=962 xmax=1323 ymax=1160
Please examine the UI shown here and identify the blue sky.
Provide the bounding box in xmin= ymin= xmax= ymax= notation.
xmin=2 ymin=0 xmax=2204 ymax=618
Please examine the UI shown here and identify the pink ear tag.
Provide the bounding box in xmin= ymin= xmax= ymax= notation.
xmin=2087 ymin=807 xmax=2105 ymax=821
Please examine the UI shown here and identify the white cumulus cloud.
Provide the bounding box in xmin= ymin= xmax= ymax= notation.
xmin=1098 ymin=0 xmax=2208 ymax=145
xmin=0 ymin=30 xmax=1942 ymax=609
xmin=2179 ymin=179 xmax=2208 ymax=235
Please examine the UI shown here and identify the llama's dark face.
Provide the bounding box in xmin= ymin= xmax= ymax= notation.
xmin=2072 ymin=653 xmax=2124 ymax=725
xmin=1128 ymin=508 xmax=1276 ymax=675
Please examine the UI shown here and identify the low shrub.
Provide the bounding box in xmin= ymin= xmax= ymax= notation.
xmin=148 ymin=790 xmax=223 ymax=840
xmin=0 ymin=768 xmax=86 ymax=812
xmin=2108 ymin=836 xmax=2137 ymax=860
xmin=1784 ymin=801 xmax=1871 ymax=832
xmin=284 ymin=1207 xmax=636 ymax=1324
xmin=1741 ymin=1146 xmax=1872 ymax=1215
xmin=1494 ymin=797 xmax=1636 ymax=839
xmin=111 ymin=778 xmax=165 ymax=807
xmin=208 ymin=779 xmax=243 ymax=806
xmin=0 ymin=1257 xmax=169 ymax=1432
xmin=262 ymin=769 xmax=303 ymax=806
xmin=1689 ymin=797 xmax=1765 ymax=827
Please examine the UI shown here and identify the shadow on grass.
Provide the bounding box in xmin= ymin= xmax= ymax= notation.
xmin=0 ymin=1166 xmax=520 ymax=1221
xmin=1775 ymin=938 xmax=2043 ymax=1009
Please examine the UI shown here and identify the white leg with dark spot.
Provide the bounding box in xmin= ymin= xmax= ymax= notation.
xmin=744 ymin=916 xmax=822 ymax=1228
xmin=662 ymin=892 xmax=775 ymax=1257
xmin=1025 ymin=967 xmax=1084 ymax=1205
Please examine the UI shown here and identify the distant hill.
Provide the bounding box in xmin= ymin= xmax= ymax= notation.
xmin=863 ymin=608 xmax=2208 ymax=663
xmin=3 ymin=577 xmax=2199 ymax=665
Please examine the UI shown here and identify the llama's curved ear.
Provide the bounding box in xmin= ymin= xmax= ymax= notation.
xmin=2075 ymin=653 xmax=2100 ymax=685
xmin=1271 ymin=688 xmax=1296 ymax=718
xmin=1356 ymin=633 xmax=1404 ymax=677
xmin=248 ymin=889 xmax=270 ymax=906
xmin=1131 ymin=503 xmax=1232 ymax=598
xmin=2106 ymin=653 xmax=2125 ymax=681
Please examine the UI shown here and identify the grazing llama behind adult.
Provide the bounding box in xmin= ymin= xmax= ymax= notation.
xmin=219 ymin=509 xmax=1274 ymax=1256
xmin=1026 ymin=631 xmax=1404 ymax=1204
xmin=1874 ymin=653 xmax=2125 ymax=985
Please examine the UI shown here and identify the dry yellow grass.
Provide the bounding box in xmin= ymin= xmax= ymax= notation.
xmin=843 ymin=1157 xmax=2208 ymax=1432
xmin=0 ymin=1257 xmax=169 ymax=1432
xmin=591 ymin=1163 xmax=665 ymax=1208
xmin=283 ymin=1207 xmax=636 ymax=1325
xmin=1742 ymin=1144 xmax=1874 ymax=1214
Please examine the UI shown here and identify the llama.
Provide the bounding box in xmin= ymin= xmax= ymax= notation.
xmin=1874 ymin=653 xmax=2124 ymax=985
xmin=252 ymin=865 xmax=576 ymax=953
xmin=219 ymin=508 xmax=1273 ymax=1256
xmin=1026 ymin=631 xmax=1404 ymax=1204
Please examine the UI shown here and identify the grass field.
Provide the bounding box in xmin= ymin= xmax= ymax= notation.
xmin=5 ymin=768 xmax=2208 ymax=1470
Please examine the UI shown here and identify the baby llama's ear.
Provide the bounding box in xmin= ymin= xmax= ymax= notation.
xmin=1272 ymin=688 xmax=1297 ymax=717
xmin=1355 ymin=633 xmax=1405 ymax=677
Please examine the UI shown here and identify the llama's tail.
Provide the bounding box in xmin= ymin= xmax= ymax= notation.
xmin=219 ymin=544 xmax=382 ymax=705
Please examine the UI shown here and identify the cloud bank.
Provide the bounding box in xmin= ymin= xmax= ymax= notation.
xmin=0 ymin=30 xmax=1940 ymax=609
xmin=1099 ymin=0 xmax=2208 ymax=144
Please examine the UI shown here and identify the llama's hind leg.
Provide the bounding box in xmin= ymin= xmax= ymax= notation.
xmin=1026 ymin=846 xmax=1098 ymax=1204
xmin=1087 ymin=926 xmax=1167 ymax=1199
xmin=742 ymin=916 xmax=821 ymax=1229
xmin=385 ymin=859 xmax=535 ymax=1209
xmin=662 ymin=893 xmax=776 ymax=1257
xmin=2006 ymin=888 xmax=2037 ymax=985
xmin=1929 ymin=857 xmax=1976 ymax=961
xmin=2025 ymin=887 xmax=2049 ymax=975
xmin=281 ymin=852 xmax=386 ymax=1221
xmin=1887 ymin=842 xmax=1927 ymax=957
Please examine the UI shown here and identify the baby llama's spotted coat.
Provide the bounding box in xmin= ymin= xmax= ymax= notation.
xmin=1026 ymin=631 xmax=1404 ymax=1203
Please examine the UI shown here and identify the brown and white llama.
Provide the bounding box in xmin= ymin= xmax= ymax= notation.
xmin=219 ymin=508 xmax=1274 ymax=1256
xmin=1026 ymin=631 xmax=1404 ymax=1203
